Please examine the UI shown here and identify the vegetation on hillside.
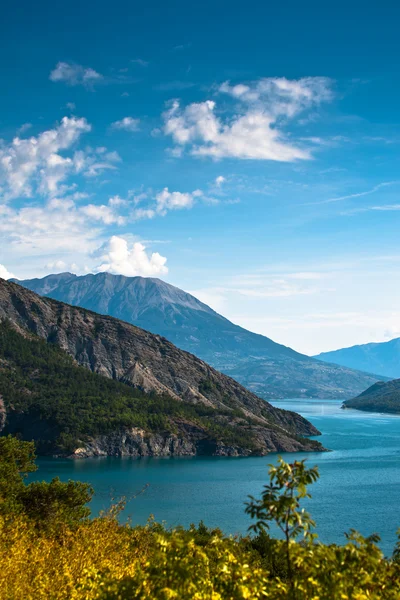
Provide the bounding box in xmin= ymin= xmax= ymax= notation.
xmin=0 ymin=321 xmax=262 ymax=454
xmin=344 ymin=379 xmax=400 ymax=413
xmin=1 ymin=435 xmax=400 ymax=599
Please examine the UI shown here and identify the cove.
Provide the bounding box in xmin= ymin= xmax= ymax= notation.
xmin=34 ymin=399 xmax=400 ymax=556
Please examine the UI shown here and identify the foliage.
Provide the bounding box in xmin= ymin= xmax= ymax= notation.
xmin=1 ymin=440 xmax=400 ymax=598
xmin=18 ymin=477 xmax=93 ymax=530
xmin=0 ymin=436 xmax=93 ymax=530
xmin=246 ymin=458 xmax=319 ymax=594
xmin=0 ymin=321 xmax=259 ymax=453
xmin=0 ymin=435 xmax=37 ymax=514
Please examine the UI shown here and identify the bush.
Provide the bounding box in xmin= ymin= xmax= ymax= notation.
xmin=1 ymin=437 xmax=400 ymax=598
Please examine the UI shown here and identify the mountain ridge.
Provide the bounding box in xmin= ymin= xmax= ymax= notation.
xmin=0 ymin=277 xmax=323 ymax=456
xmin=12 ymin=271 xmax=385 ymax=399
xmin=315 ymin=338 xmax=400 ymax=380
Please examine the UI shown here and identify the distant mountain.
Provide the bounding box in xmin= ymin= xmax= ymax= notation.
xmin=12 ymin=272 xmax=384 ymax=399
xmin=0 ymin=278 xmax=323 ymax=456
xmin=343 ymin=379 xmax=400 ymax=414
xmin=315 ymin=338 xmax=400 ymax=380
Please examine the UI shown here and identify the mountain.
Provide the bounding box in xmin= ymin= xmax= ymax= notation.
xmin=12 ymin=272 xmax=384 ymax=399
xmin=343 ymin=379 xmax=400 ymax=414
xmin=315 ymin=338 xmax=400 ymax=380
xmin=0 ymin=277 xmax=324 ymax=456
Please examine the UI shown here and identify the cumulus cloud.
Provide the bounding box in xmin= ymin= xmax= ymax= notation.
xmin=215 ymin=175 xmax=226 ymax=187
xmin=163 ymin=77 xmax=333 ymax=161
xmin=110 ymin=117 xmax=140 ymax=132
xmin=0 ymin=116 xmax=91 ymax=200
xmin=94 ymin=236 xmax=168 ymax=277
xmin=50 ymin=62 xmax=103 ymax=87
xmin=0 ymin=264 xmax=14 ymax=279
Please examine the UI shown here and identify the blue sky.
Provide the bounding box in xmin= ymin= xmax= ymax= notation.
xmin=1 ymin=0 xmax=400 ymax=354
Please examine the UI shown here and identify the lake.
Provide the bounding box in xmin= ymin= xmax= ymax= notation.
xmin=35 ymin=399 xmax=400 ymax=556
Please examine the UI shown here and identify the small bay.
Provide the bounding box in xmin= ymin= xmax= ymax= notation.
xmin=35 ymin=399 xmax=400 ymax=556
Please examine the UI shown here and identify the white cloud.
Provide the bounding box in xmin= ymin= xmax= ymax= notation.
xmin=0 ymin=264 xmax=14 ymax=279
xmin=0 ymin=202 xmax=93 ymax=253
xmin=310 ymin=181 xmax=399 ymax=206
xmin=219 ymin=77 xmax=332 ymax=116
xmin=80 ymin=202 xmax=126 ymax=225
xmin=0 ymin=116 xmax=91 ymax=200
xmin=342 ymin=203 xmax=400 ymax=216
xmin=131 ymin=187 xmax=203 ymax=220
xmin=94 ymin=236 xmax=168 ymax=277
xmin=108 ymin=195 xmax=127 ymax=207
xmin=73 ymin=146 xmax=121 ymax=179
xmin=163 ymin=77 xmax=333 ymax=161
xmin=50 ymin=62 xmax=103 ymax=87
xmin=133 ymin=207 xmax=156 ymax=220
xmin=17 ymin=123 xmax=32 ymax=135
xmin=0 ymin=191 xmax=128 ymax=255
xmin=44 ymin=260 xmax=67 ymax=271
xmin=215 ymin=175 xmax=226 ymax=187
xmin=111 ymin=117 xmax=140 ymax=132
xmin=131 ymin=58 xmax=149 ymax=67
xmin=155 ymin=187 xmax=200 ymax=214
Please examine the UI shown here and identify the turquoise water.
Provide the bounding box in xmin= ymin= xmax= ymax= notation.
xmin=35 ymin=400 xmax=400 ymax=555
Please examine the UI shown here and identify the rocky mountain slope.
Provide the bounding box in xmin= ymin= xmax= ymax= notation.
xmin=0 ymin=278 xmax=324 ymax=456
xmin=14 ymin=272 xmax=384 ymax=399
xmin=343 ymin=379 xmax=400 ymax=414
xmin=315 ymin=338 xmax=400 ymax=380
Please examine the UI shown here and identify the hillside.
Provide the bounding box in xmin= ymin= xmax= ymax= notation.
xmin=13 ymin=272 xmax=383 ymax=399
xmin=343 ymin=379 xmax=400 ymax=414
xmin=0 ymin=278 xmax=323 ymax=456
xmin=315 ymin=338 xmax=400 ymax=380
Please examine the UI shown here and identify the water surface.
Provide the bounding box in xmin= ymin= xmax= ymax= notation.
xmin=35 ymin=400 xmax=400 ymax=555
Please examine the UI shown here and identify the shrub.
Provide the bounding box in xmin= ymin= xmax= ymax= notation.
xmin=1 ymin=437 xmax=400 ymax=598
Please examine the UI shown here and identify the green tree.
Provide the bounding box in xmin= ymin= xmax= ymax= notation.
xmin=19 ymin=478 xmax=93 ymax=530
xmin=0 ymin=435 xmax=37 ymax=514
xmin=245 ymin=457 xmax=319 ymax=595
xmin=0 ymin=435 xmax=93 ymax=528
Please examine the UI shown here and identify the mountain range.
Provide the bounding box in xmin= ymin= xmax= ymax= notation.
xmin=0 ymin=277 xmax=323 ymax=456
xmin=13 ymin=271 xmax=384 ymax=399
xmin=315 ymin=338 xmax=400 ymax=380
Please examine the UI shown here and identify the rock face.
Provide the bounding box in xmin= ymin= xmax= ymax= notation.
xmin=343 ymin=379 xmax=400 ymax=414
xmin=0 ymin=278 xmax=324 ymax=456
xmin=14 ymin=272 xmax=383 ymax=399
xmin=71 ymin=423 xmax=318 ymax=459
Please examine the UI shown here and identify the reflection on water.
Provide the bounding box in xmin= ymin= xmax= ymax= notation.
xmin=35 ymin=399 xmax=400 ymax=556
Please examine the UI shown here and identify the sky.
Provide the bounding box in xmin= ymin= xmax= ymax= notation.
xmin=1 ymin=0 xmax=400 ymax=355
